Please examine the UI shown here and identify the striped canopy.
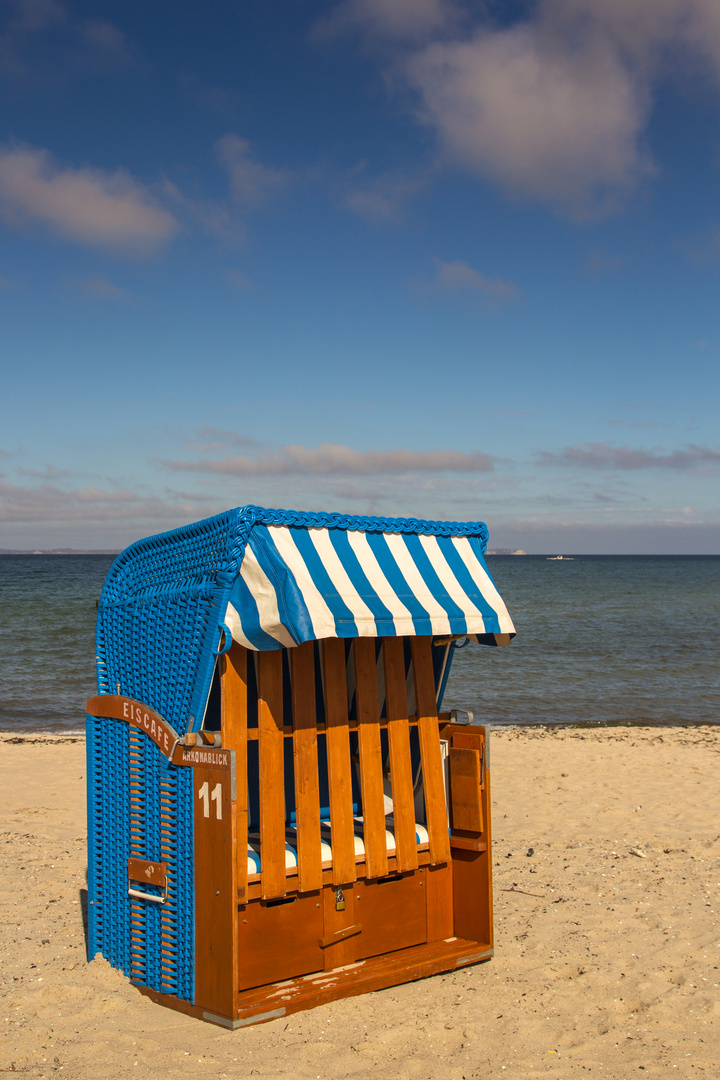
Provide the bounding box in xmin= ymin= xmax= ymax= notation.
xmin=223 ymin=517 xmax=515 ymax=651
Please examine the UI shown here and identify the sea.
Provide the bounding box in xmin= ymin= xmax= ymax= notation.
xmin=0 ymin=554 xmax=718 ymax=734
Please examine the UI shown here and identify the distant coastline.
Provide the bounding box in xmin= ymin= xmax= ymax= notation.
xmin=0 ymin=549 xmax=121 ymax=555
xmin=2 ymin=547 xmax=525 ymax=557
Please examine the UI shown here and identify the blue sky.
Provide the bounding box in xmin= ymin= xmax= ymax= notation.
xmin=1 ymin=0 xmax=719 ymax=553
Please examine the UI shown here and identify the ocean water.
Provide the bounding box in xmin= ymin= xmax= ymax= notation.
xmin=0 ymin=554 xmax=718 ymax=733
xmin=0 ymin=555 xmax=115 ymax=733
xmin=444 ymin=555 xmax=720 ymax=727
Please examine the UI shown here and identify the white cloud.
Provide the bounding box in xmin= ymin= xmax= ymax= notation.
xmin=226 ymin=268 xmax=254 ymax=290
xmin=536 ymin=442 xmax=720 ymax=471
xmin=430 ymin=259 xmax=518 ymax=301
xmin=215 ymin=135 xmax=290 ymax=208
xmin=1 ymin=2 xmax=138 ymax=86
xmin=556 ymin=0 xmax=720 ymax=77
xmin=406 ymin=24 xmax=652 ymax=218
xmin=164 ymin=442 xmax=495 ymax=476
xmin=0 ymin=145 xmax=178 ymax=253
xmin=162 ymin=179 xmax=246 ymax=245
xmin=608 ymin=419 xmax=657 ymax=429
xmin=0 ymin=478 xmax=214 ymax=528
xmin=314 ymin=0 xmax=458 ymax=43
xmin=8 ymin=0 xmax=66 ymax=34
xmin=80 ymin=18 xmax=135 ymax=65
xmin=362 ymin=0 xmax=720 ymax=217
xmin=343 ymin=169 xmax=427 ymax=221
xmin=480 ymin=517 xmax=720 ymax=555
xmin=18 ymin=463 xmax=71 ymax=478
xmin=184 ymin=428 xmax=261 ymax=453
xmin=585 ymin=248 xmax=625 ymax=273
xmin=74 ymin=274 xmax=129 ymax=299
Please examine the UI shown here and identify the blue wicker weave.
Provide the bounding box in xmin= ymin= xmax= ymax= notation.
xmin=86 ymin=715 xmax=194 ymax=1000
xmin=87 ymin=505 xmax=491 ymax=1005
xmin=87 ymin=717 xmax=132 ymax=974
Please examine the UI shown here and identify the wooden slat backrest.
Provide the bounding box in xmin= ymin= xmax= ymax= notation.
xmin=382 ymin=638 xmax=419 ymax=873
xmin=223 ymin=635 xmax=447 ymax=890
xmin=352 ymin=638 xmax=389 ymax=880
xmin=411 ymin=636 xmax=451 ymax=865
xmin=321 ymin=639 xmax=357 ymax=885
xmin=221 ymin=643 xmax=249 ymax=900
xmin=257 ymin=651 xmax=287 ymax=899
xmin=291 ymin=642 xmax=323 ymax=893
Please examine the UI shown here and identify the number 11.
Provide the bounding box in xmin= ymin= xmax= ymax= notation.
xmin=198 ymin=781 xmax=223 ymax=819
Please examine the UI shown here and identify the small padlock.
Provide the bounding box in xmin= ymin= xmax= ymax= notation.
xmin=335 ymin=886 xmax=346 ymax=912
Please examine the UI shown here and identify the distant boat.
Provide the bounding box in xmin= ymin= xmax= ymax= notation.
xmin=546 ymin=555 xmax=573 ymax=560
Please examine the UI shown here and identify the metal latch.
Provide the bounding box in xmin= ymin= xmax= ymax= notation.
xmin=335 ymin=886 xmax=346 ymax=912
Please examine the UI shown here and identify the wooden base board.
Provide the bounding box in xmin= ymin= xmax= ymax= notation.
xmin=137 ymin=937 xmax=493 ymax=1028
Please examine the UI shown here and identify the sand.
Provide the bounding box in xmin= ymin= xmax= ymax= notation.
xmin=1 ymin=725 xmax=718 ymax=1079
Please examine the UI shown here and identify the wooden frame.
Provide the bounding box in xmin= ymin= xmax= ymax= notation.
xmin=91 ymin=633 xmax=494 ymax=1028
xmin=178 ymin=634 xmax=495 ymax=1027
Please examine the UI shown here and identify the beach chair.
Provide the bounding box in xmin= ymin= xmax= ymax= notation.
xmin=85 ymin=506 xmax=515 ymax=1027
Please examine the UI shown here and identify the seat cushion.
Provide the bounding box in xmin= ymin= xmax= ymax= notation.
xmin=247 ymin=817 xmax=429 ymax=874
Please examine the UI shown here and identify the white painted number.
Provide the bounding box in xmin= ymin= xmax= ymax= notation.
xmin=198 ymin=781 xmax=223 ymax=820
xmin=211 ymin=782 xmax=222 ymax=820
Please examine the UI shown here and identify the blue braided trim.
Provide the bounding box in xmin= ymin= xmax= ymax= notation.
xmin=213 ymin=505 xmax=489 ymax=616
xmin=238 ymin=505 xmax=489 ymax=549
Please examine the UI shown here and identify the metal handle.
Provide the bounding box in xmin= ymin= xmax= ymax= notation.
xmin=127 ymin=857 xmax=168 ymax=904
xmin=128 ymin=886 xmax=166 ymax=904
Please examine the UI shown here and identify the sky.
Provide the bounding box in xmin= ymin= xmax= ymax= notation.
xmin=1 ymin=0 xmax=719 ymax=554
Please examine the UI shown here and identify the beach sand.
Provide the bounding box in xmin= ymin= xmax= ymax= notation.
xmin=1 ymin=725 xmax=718 ymax=1078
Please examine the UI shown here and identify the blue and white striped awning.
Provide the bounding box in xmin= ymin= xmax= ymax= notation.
xmin=223 ymin=517 xmax=515 ymax=651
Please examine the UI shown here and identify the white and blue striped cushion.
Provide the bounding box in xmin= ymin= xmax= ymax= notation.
xmin=246 ymin=817 xmax=431 ymax=875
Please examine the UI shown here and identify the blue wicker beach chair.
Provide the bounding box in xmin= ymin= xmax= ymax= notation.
xmin=86 ymin=505 xmax=515 ymax=1026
